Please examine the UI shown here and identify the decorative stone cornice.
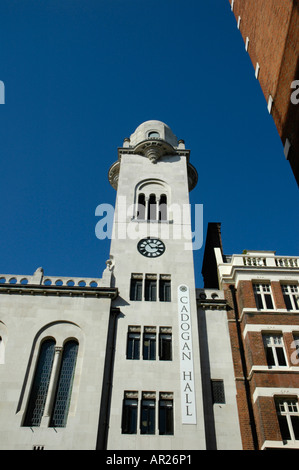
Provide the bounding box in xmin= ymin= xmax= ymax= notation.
xmin=133 ymin=138 xmax=176 ymax=163
xmin=197 ymin=299 xmax=227 ymax=310
xmin=108 ymin=138 xmax=197 ymax=191
xmin=187 ymin=162 xmax=198 ymax=192
xmin=0 ymin=283 xmax=118 ymax=299
xmin=196 ymin=289 xmax=227 ymax=310
xmin=108 ymin=161 xmax=120 ymax=190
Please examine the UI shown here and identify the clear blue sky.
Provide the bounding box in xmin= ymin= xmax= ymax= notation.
xmin=0 ymin=0 xmax=298 ymax=287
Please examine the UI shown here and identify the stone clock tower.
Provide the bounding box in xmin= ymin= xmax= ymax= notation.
xmin=106 ymin=120 xmax=206 ymax=450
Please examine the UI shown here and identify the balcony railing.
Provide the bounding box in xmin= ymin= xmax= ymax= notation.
xmin=241 ymin=255 xmax=298 ymax=268
xmin=243 ymin=256 xmax=267 ymax=267
xmin=275 ymin=258 xmax=298 ymax=268
xmin=0 ymin=274 xmax=102 ymax=287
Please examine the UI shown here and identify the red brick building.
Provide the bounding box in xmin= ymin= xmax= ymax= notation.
xmin=228 ymin=0 xmax=299 ymax=186
xmin=202 ymin=222 xmax=299 ymax=449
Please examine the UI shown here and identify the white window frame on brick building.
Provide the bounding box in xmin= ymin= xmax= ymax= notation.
xmin=275 ymin=397 xmax=299 ymax=443
xmin=263 ymin=334 xmax=287 ymax=367
xmin=253 ymin=283 xmax=274 ymax=310
xmin=281 ymin=284 xmax=299 ymax=311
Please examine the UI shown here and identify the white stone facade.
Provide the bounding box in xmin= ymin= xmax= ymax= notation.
xmin=0 ymin=121 xmax=243 ymax=450
xmin=0 ymin=268 xmax=117 ymax=450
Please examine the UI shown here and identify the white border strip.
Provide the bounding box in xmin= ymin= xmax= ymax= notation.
xmin=178 ymin=284 xmax=197 ymax=424
xmin=253 ymin=387 xmax=299 ymax=402
xmin=243 ymin=324 xmax=299 ymax=338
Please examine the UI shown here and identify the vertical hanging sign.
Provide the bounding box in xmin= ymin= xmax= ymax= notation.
xmin=178 ymin=285 xmax=197 ymax=424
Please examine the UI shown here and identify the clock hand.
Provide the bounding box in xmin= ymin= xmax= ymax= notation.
xmin=145 ymin=245 xmax=155 ymax=252
xmin=149 ymin=243 xmax=158 ymax=249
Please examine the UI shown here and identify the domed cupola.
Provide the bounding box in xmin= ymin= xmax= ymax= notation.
xmin=108 ymin=120 xmax=197 ymax=191
xmin=127 ymin=120 xmax=179 ymax=164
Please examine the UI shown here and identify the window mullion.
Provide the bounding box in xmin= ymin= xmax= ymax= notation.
xmin=42 ymin=346 xmax=63 ymax=420
xmin=286 ymin=412 xmax=296 ymax=442
xmin=273 ymin=345 xmax=279 ymax=367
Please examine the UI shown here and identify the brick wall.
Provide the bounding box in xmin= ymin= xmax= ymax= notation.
xmin=224 ymin=276 xmax=299 ymax=448
xmin=228 ymin=0 xmax=299 ymax=186
xmin=236 ymin=280 xmax=255 ymax=311
xmin=253 ymin=396 xmax=281 ymax=444
xmin=231 ymin=0 xmax=293 ymax=101
xmin=223 ymin=284 xmax=257 ymax=449
xmin=271 ymin=281 xmax=287 ymax=309
xmin=235 ymin=380 xmax=256 ymax=449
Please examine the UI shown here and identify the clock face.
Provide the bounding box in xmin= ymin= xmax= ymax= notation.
xmin=137 ymin=238 xmax=165 ymax=258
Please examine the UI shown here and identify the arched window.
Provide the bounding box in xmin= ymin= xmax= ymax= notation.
xmin=50 ymin=340 xmax=79 ymax=428
xmin=134 ymin=179 xmax=170 ymax=222
xmin=148 ymin=194 xmax=157 ymax=221
xmin=0 ymin=336 xmax=4 ymax=364
xmin=0 ymin=323 xmax=7 ymax=365
xmin=137 ymin=193 xmax=146 ymax=220
xmin=158 ymin=194 xmax=167 ymax=221
xmin=24 ymin=339 xmax=55 ymax=427
xmin=23 ymin=338 xmax=79 ymax=428
xmin=148 ymin=131 xmax=160 ymax=138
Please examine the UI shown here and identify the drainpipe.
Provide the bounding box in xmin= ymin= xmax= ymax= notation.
xmin=229 ymin=285 xmax=259 ymax=450
xmin=96 ymin=307 xmax=120 ymax=449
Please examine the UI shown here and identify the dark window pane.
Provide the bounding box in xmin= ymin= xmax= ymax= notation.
xmin=276 ymin=347 xmax=287 ymax=366
xmin=137 ymin=194 xmax=146 ymax=220
xmin=127 ymin=333 xmax=140 ymax=360
xmin=23 ymin=339 xmax=55 ymax=427
xmin=265 ymin=347 xmax=275 ymax=366
xmin=265 ymin=294 xmax=274 ymax=309
xmin=291 ymin=416 xmax=299 ymax=440
xmin=130 ymin=279 xmax=142 ymax=301
xmin=122 ymin=399 xmax=138 ymax=434
xmin=159 ymin=400 xmax=173 ymax=435
xmin=159 ymin=334 xmax=172 ymax=361
xmin=254 ymin=293 xmax=263 ymax=310
xmin=141 ymin=400 xmax=155 ymax=434
xmin=50 ymin=341 xmax=78 ymax=428
xmin=143 ymin=334 xmax=156 ymax=360
xmin=159 ymin=280 xmax=171 ymax=302
xmin=158 ymin=195 xmax=167 ymax=221
xmin=148 ymin=194 xmax=156 ymax=221
xmin=283 ymin=294 xmax=293 ymax=310
xmin=278 ymin=415 xmax=291 ymax=441
xmin=145 ymin=280 xmax=156 ymax=301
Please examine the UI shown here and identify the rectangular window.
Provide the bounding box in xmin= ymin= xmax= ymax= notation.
xmin=145 ymin=275 xmax=157 ymax=301
xmin=253 ymin=283 xmax=274 ymax=310
xmin=292 ymin=334 xmax=299 ymax=364
xmin=159 ymin=328 xmax=172 ymax=361
xmin=140 ymin=394 xmax=156 ymax=434
xmin=263 ymin=334 xmax=287 ymax=367
xmin=255 ymin=62 xmax=260 ymax=79
xmin=245 ymin=36 xmax=249 ymax=51
xmin=143 ymin=328 xmax=156 ymax=360
xmin=127 ymin=327 xmax=141 ymax=360
xmin=159 ymin=275 xmax=171 ymax=302
xmin=159 ymin=394 xmax=174 ymax=435
xmin=130 ymin=275 xmax=143 ymax=301
xmin=122 ymin=392 xmax=138 ymax=434
xmin=211 ymin=380 xmax=225 ymax=404
xmin=281 ymin=284 xmax=299 ymax=311
xmin=276 ymin=398 xmax=299 ymax=442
